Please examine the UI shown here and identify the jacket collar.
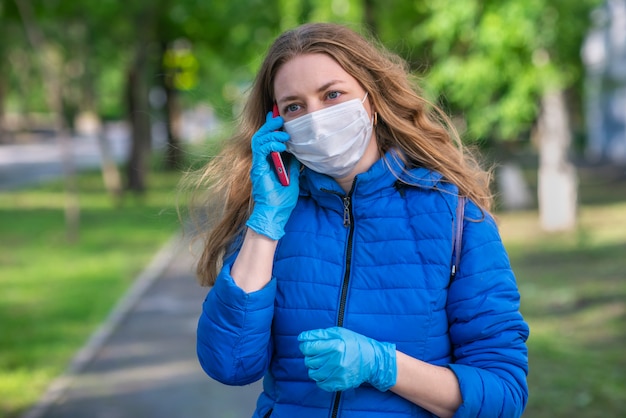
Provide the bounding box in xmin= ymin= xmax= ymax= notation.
xmin=299 ymin=149 xmax=445 ymax=203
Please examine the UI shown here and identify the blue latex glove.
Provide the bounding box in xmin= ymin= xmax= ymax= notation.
xmin=298 ymin=326 xmax=397 ymax=392
xmin=245 ymin=112 xmax=300 ymax=240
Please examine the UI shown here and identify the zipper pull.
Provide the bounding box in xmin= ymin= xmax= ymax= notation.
xmin=342 ymin=197 xmax=351 ymax=227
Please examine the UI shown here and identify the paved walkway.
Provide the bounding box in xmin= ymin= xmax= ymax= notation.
xmin=22 ymin=233 xmax=262 ymax=418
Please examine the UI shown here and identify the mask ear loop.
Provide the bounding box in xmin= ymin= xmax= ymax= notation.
xmin=362 ymin=92 xmax=377 ymax=126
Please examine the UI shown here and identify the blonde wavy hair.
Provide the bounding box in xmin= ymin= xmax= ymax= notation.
xmin=184 ymin=22 xmax=493 ymax=286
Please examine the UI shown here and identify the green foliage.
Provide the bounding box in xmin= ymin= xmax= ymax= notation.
xmin=2 ymin=0 xmax=602 ymax=142
xmin=411 ymin=0 xmax=603 ymax=143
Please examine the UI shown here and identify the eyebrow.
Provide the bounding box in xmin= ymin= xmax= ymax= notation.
xmin=277 ymin=80 xmax=346 ymax=104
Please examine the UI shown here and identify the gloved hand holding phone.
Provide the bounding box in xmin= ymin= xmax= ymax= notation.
xmin=298 ymin=326 xmax=397 ymax=392
xmin=246 ymin=111 xmax=300 ymax=240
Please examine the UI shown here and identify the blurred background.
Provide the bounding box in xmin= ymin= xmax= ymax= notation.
xmin=0 ymin=0 xmax=625 ymax=417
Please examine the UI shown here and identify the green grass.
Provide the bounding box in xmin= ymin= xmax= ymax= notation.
xmin=0 ymin=164 xmax=187 ymax=418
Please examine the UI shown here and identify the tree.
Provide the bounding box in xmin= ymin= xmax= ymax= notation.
xmin=0 ymin=1 xmax=35 ymax=144
xmin=397 ymin=0 xmax=602 ymax=230
xmin=0 ymin=3 xmax=10 ymax=143
xmin=14 ymin=0 xmax=81 ymax=241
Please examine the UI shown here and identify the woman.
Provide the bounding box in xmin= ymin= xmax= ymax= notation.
xmin=191 ymin=22 xmax=529 ymax=418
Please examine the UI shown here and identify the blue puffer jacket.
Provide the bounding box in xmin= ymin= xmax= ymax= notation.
xmin=197 ymin=153 xmax=529 ymax=417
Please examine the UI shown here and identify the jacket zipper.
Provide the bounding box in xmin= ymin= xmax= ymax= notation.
xmin=342 ymin=196 xmax=351 ymax=227
xmin=333 ymin=194 xmax=355 ymax=418
xmin=320 ymin=183 xmax=356 ymax=418
xmin=337 ymin=195 xmax=354 ymax=327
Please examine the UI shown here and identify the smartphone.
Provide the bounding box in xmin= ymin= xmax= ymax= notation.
xmin=270 ymin=104 xmax=290 ymax=186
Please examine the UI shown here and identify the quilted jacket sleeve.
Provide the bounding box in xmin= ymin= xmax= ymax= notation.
xmin=447 ymin=200 xmax=530 ymax=418
xmin=196 ymin=253 xmax=276 ymax=386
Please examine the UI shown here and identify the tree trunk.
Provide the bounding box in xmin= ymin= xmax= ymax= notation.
xmin=363 ymin=0 xmax=377 ymax=35
xmin=125 ymin=9 xmax=157 ymax=194
xmin=126 ymin=62 xmax=151 ymax=193
xmin=75 ymin=111 xmax=123 ymax=205
xmin=78 ymin=30 xmax=123 ymax=204
xmin=0 ymin=75 xmax=5 ymax=143
xmin=537 ymin=89 xmax=578 ymax=231
xmin=162 ymin=44 xmax=184 ymax=170
xmin=15 ymin=0 xmax=80 ymax=241
xmin=96 ymin=129 xmax=123 ymax=204
xmin=164 ymin=85 xmax=183 ymax=170
xmin=7 ymin=50 xmax=35 ymax=134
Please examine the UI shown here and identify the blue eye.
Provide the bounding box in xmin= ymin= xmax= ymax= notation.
xmin=286 ymin=104 xmax=300 ymax=113
xmin=327 ymin=91 xmax=341 ymax=100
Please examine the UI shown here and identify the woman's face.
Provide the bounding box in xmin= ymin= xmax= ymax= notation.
xmin=273 ymin=53 xmax=379 ymax=186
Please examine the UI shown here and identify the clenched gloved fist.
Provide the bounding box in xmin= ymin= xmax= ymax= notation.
xmin=246 ymin=111 xmax=300 ymax=240
xmin=298 ymin=326 xmax=397 ymax=392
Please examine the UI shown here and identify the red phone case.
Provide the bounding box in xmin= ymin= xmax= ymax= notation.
xmin=270 ymin=104 xmax=290 ymax=186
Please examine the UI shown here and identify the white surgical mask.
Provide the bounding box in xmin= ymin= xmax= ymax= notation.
xmin=284 ymin=93 xmax=373 ymax=178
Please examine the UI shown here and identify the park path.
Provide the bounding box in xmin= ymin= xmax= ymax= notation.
xmin=21 ymin=233 xmax=262 ymax=418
